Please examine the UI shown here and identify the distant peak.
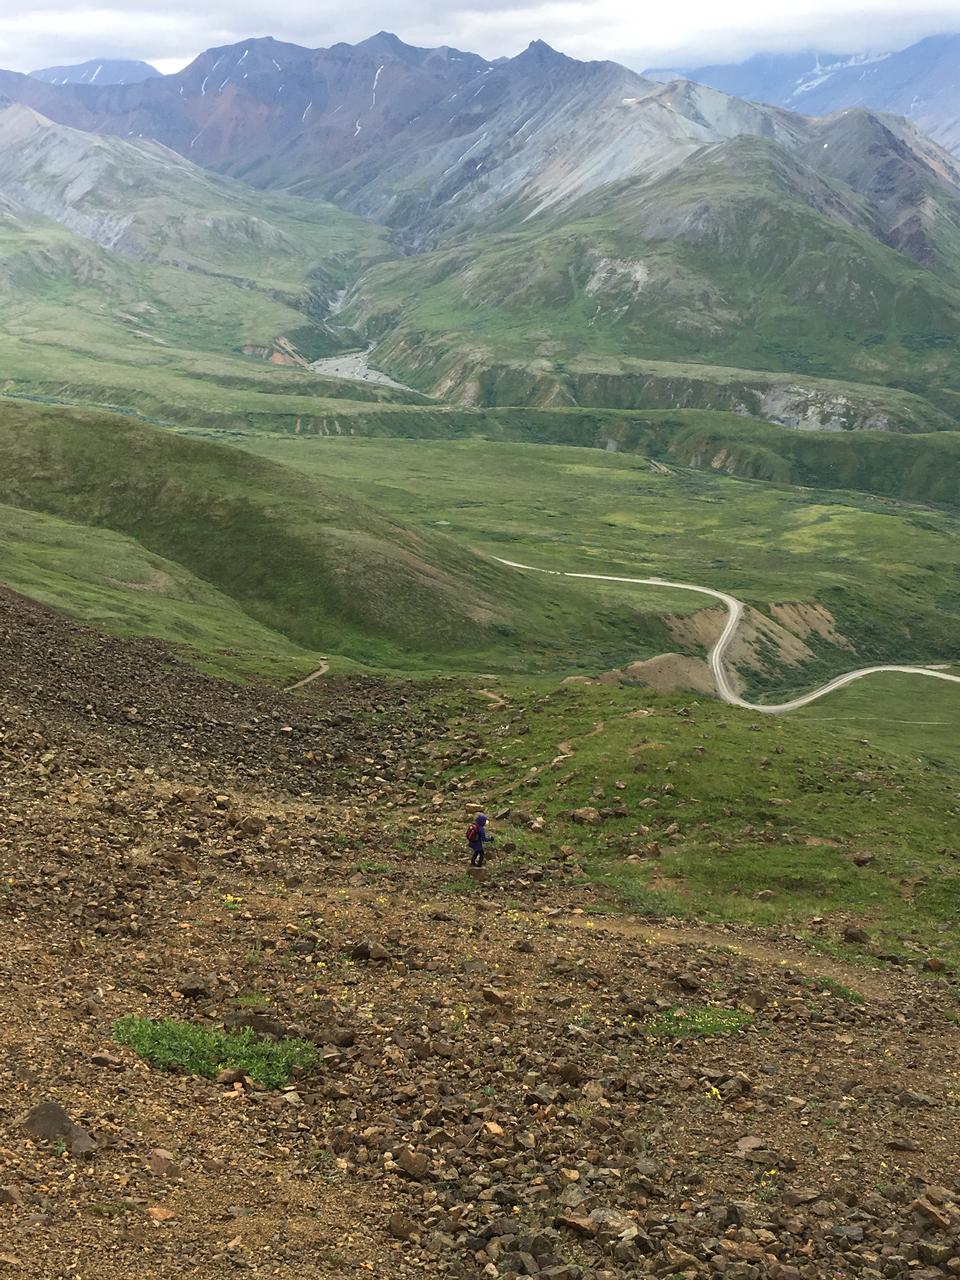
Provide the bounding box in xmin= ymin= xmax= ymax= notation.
xmin=28 ymin=57 xmax=160 ymax=86
xmin=511 ymin=39 xmax=573 ymax=70
xmin=357 ymin=31 xmax=415 ymax=57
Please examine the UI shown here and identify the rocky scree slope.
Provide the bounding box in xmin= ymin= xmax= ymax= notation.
xmin=3 ymin=587 xmax=960 ymax=1279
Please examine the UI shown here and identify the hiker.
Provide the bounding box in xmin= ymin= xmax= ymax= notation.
xmin=467 ymin=812 xmax=494 ymax=867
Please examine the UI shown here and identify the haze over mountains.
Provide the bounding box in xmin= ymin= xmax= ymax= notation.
xmin=29 ymin=58 xmax=160 ymax=87
xmin=672 ymin=34 xmax=960 ymax=156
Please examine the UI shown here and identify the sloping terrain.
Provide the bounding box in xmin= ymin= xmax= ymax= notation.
xmin=0 ymin=103 xmax=392 ymax=367
xmin=0 ymin=103 xmax=405 ymax=417
xmin=1 ymin=35 xmax=957 ymax=249
xmin=3 ymin=589 xmax=960 ymax=1280
xmin=0 ymin=104 xmax=389 ymax=297
xmin=235 ymin=432 xmax=960 ymax=698
xmin=680 ymin=35 xmax=960 ymax=157
xmin=341 ymin=129 xmax=960 ymax=419
xmin=0 ymin=500 xmax=324 ymax=683
xmin=4 ymin=39 xmax=960 ymax=427
xmin=0 ymin=399 xmax=689 ymax=675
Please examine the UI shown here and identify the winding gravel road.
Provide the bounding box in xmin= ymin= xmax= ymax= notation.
xmin=495 ymin=557 xmax=960 ymax=715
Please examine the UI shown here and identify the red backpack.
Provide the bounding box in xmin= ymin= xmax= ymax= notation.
xmin=466 ymin=821 xmax=480 ymax=843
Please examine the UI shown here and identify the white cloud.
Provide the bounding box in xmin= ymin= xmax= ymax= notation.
xmin=3 ymin=1 xmax=960 ymax=74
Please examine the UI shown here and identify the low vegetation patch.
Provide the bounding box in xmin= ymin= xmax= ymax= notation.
xmin=642 ymin=1006 xmax=752 ymax=1039
xmin=809 ymin=975 xmax=867 ymax=1005
xmin=113 ymin=1016 xmax=317 ymax=1089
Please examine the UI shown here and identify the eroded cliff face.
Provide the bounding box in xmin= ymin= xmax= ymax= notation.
xmin=369 ymin=333 xmax=948 ymax=433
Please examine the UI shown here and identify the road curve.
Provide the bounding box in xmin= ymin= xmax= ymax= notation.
xmin=494 ymin=557 xmax=960 ymax=715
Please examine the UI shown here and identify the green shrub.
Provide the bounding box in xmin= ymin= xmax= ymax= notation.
xmin=642 ymin=1006 xmax=751 ymax=1039
xmin=113 ymin=1016 xmax=317 ymax=1089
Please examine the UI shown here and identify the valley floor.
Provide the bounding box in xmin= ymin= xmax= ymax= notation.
xmin=3 ymin=589 xmax=960 ymax=1280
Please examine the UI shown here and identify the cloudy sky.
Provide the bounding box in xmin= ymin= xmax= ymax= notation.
xmin=3 ymin=1 xmax=960 ymax=74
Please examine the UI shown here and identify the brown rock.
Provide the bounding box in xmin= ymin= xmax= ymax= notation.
xmin=90 ymin=1050 xmax=123 ymax=1068
xmin=556 ymin=1213 xmax=597 ymax=1237
xmin=21 ymin=1102 xmax=72 ymax=1144
xmin=145 ymin=1149 xmax=180 ymax=1177
xmin=909 ymin=1197 xmax=951 ymax=1230
xmin=179 ymin=974 xmax=212 ymax=999
xmin=482 ymin=985 xmax=511 ymax=1006
xmin=395 ymin=1146 xmax=430 ymax=1179
xmin=571 ymin=807 xmax=600 ymax=826
xmin=388 ymin=1212 xmax=419 ymax=1241
xmin=69 ymin=1126 xmax=98 ymax=1157
xmin=351 ymin=940 xmax=390 ymax=962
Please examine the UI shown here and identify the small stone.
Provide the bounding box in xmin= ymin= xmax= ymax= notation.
xmin=919 ymin=1241 xmax=954 ymax=1266
xmin=351 ymin=940 xmax=390 ymax=962
xmin=69 ymin=1126 xmax=98 ymax=1157
xmin=179 ymin=974 xmax=212 ymax=999
xmin=145 ymin=1149 xmax=180 ymax=1177
xmin=90 ymin=1050 xmax=122 ymax=1068
xmin=21 ymin=1102 xmax=72 ymax=1144
xmin=0 ymin=1188 xmax=24 ymax=1207
xmin=482 ymin=985 xmax=511 ymax=1006
xmin=843 ymin=925 xmax=870 ymax=944
xmin=571 ymin=807 xmax=600 ymax=826
xmin=388 ymin=1212 xmax=419 ymax=1241
xmin=556 ymin=1213 xmax=596 ymax=1237
xmin=395 ymin=1146 xmax=430 ymax=1179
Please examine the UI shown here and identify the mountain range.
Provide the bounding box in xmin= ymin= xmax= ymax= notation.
xmin=29 ymin=58 xmax=160 ymax=87
xmin=3 ymin=32 xmax=960 ymax=432
xmin=670 ymin=34 xmax=960 ymax=156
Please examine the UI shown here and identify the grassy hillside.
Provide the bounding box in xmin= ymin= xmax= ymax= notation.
xmin=0 ymin=105 xmax=391 ymax=314
xmin=438 ymin=678 xmax=960 ymax=962
xmin=0 ymin=502 xmax=323 ymax=682
xmin=171 ymin=401 xmax=960 ymax=508
xmin=0 ymin=400 xmax=703 ymax=676
xmin=795 ymin=672 xmax=960 ymax=774
xmin=343 ymin=138 xmax=960 ymax=424
xmin=0 ymin=108 xmax=400 ymax=428
xmin=235 ymin=433 xmax=960 ymax=694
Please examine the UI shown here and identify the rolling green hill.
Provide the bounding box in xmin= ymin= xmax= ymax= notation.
xmin=0 ymin=400 xmax=702 ymax=677
xmin=234 ymin=432 xmax=960 ymax=696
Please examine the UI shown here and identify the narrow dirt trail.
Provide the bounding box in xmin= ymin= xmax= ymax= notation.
xmin=285 ymin=661 xmax=330 ymax=692
xmin=557 ymin=914 xmax=891 ymax=998
xmin=495 ymin=556 xmax=960 ymax=714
